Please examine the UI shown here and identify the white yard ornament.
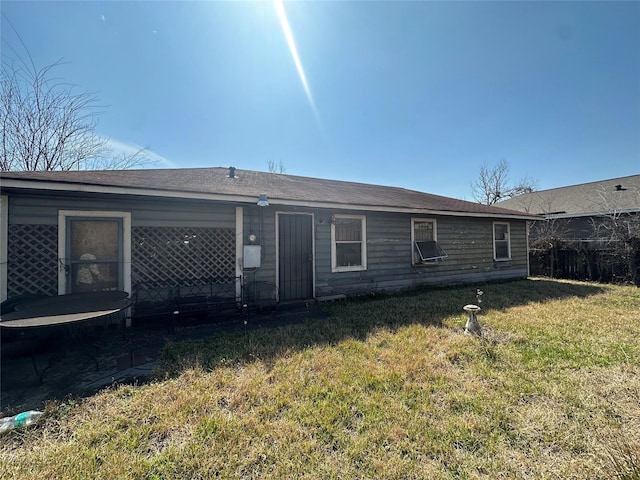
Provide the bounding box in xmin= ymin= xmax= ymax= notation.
xmin=463 ymin=304 xmax=482 ymax=336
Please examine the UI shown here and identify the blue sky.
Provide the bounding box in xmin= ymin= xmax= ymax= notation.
xmin=2 ymin=1 xmax=639 ymax=200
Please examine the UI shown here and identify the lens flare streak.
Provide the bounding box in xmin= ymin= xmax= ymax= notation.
xmin=274 ymin=0 xmax=319 ymax=121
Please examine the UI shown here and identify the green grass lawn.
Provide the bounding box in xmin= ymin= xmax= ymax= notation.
xmin=1 ymin=278 xmax=639 ymax=479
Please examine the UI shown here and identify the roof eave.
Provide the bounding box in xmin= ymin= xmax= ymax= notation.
xmin=1 ymin=178 xmax=538 ymax=220
xmin=542 ymin=209 xmax=640 ymax=219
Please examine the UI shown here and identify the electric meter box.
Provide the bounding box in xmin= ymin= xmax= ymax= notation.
xmin=243 ymin=245 xmax=261 ymax=268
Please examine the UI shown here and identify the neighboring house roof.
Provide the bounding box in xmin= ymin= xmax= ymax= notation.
xmin=0 ymin=167 xmax=535 ymax=219
xmin=497 ymin=175 xmax=640 ymax=218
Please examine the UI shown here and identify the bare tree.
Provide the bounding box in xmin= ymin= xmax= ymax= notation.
xmin=590 ymin=186 xmax=640 ymax=284
xmin=471 ymin=159 xmax=536 ymax=205
xmin=1 ymin=40 xmax=150 ymax=171
xmin=507 ymin=193 xmax=571 ymax=244
xmin=267 ymin=159 xmax=286 ymax=174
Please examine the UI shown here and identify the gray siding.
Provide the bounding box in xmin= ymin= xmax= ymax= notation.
xmin=6 ymin=191 xmax=528 ymax=301
xmin=242 ymin=206 xmax=528 ymax=297
xmin=5 ymin=192 xmax=238 ymax=298
xmin=313 ymin=211 xmax=528 ymax=296
xmin=7 ymin=191 xmax=236 ymax=227
xmin=529 ymin=216 xmax=616 ymax=243
xmin=241 ymin=206 xmax=277 ymax=286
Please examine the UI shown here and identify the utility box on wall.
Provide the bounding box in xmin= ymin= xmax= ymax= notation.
xmin=243 ymin=245 xmax=262 ymax=268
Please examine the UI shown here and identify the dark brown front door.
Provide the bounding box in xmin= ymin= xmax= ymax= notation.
xmin=278 ymin=214 xmax=313 ymax=301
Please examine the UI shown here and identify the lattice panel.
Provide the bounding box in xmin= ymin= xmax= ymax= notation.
xmin=132 ymin=226 xmax=235 ymax=284
xmin=7 ymin=224 xmax=58 ymax=297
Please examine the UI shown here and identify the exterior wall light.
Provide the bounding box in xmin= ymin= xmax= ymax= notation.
xmin=257 ymin=194 xmax=269 ymax=207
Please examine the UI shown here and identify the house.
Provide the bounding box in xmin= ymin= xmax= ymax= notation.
xmin=497 ymin=175 xmax=640 ymax=242
xmin=497 ymin=175 xmax=640 ymax=282
xmin=1 ymin=167 xmax=536 ymax=317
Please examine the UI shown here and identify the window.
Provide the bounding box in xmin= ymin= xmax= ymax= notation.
xmin=493 ymin=222 xmax=511 ymax=260
xmin=331 ymin=215 xmax=367 ymax=272
xmin=68 ymin=219 xmax=122 ymax=292
xmin=58 ymin=210 xmax=131 ymax=295
xmin=412 ymin=218 xmax=447 ymax=264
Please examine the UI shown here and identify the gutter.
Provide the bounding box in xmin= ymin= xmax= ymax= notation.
xmin=541 ymin=210 xmax=640 ymax=219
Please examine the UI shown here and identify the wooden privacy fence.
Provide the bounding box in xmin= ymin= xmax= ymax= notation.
xmin=530 ymin=246 xmax=639 ymax=284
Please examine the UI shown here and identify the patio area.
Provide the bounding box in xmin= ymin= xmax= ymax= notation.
xmin=1 ymin=302 xmax=327 ymax=415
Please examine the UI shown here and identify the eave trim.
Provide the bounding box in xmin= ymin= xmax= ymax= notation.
xmin=1 ymin=178 xmax=539 ymax=220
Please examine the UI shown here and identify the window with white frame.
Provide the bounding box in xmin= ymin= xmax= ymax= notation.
xmin=67 ymin=218 xmax=122 ymax=292
xmin=331 ymin=215 xmax=367 ymax=272
xmin=412 ymin=218 xmax=447 ymax=264
xmin=493 ymin=222 xmax=511 ymax=260
xmin=58 ymin=210 xmax=131 ymax=295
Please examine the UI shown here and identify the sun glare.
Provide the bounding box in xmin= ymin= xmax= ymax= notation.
xmin=274 ymin=0 xmax=320 ymax=123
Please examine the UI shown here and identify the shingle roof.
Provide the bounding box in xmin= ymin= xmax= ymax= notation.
xmin=1 ymin=167 xmax=533 ymax=218
xmin=497 ymin=174 xmax=640 ymax=217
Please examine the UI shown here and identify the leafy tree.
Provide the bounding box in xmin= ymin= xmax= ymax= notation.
xmin=471 ymin=159 xmax=536 ymax=205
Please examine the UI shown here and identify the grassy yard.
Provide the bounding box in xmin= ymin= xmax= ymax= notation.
xmin=1 ymin=278 xmax=639 ymax=479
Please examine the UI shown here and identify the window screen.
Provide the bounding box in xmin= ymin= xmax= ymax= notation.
xmin=69 ymin=219 xmax=121 ymax=292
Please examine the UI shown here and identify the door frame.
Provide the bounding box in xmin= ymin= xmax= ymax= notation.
xmin=275 ymin=211 xmax=315 ymax=301
xmin=58 ymin=210 xmax=131 ymax=295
